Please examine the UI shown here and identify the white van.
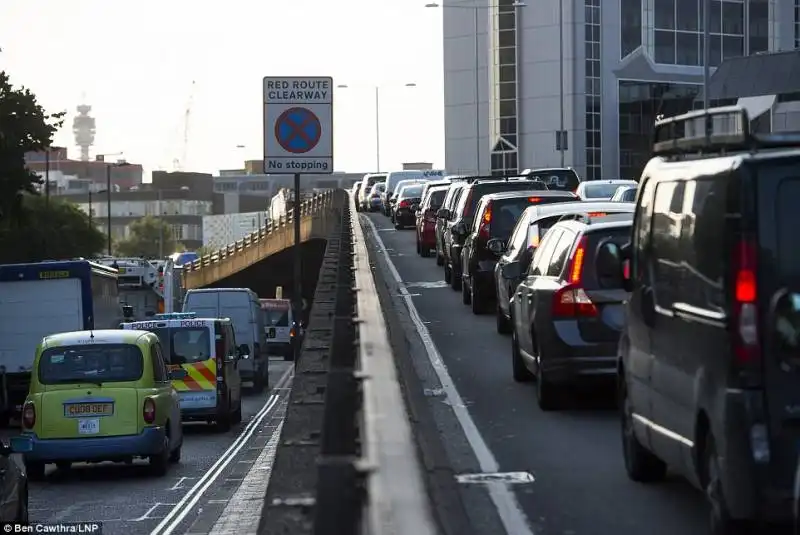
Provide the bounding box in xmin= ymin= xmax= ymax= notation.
xmin=182 ymin=288 xmax=269 ymax=392
xmin=383 ymin=170 xmax=447 ymax=211
xmin=260 ymin=299 xmax=295 ymax=360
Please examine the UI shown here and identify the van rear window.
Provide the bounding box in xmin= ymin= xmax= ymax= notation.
xmin=150 ymin=327 xmax=212 ymax=364
xmin=264 ymin=309 xmax=290 ymax=327
xmin=39 ymin=344 xmax=144 ymax=384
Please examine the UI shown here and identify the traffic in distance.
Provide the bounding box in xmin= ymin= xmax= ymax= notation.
xmin=0 ymin=246 xmax=301 ymax=531
xmin=353 ymin=106 xmax=800 ymax=534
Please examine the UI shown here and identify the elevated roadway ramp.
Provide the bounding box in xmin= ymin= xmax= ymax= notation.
xmin=183 ymin=189 xmax=347 ymax=302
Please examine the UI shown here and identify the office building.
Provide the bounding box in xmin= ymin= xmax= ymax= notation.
xmin=444 ymin=0 xmax=793 ymax=181
xmin=213 ymin=170 xmax=365 ymax=197
xmin=25 ymin=147 xmax=143 ymax=190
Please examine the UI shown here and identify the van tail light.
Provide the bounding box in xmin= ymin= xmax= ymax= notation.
xmin=399 ymin=200 xmax=411 ymax=209
xmin=552 ymin=236 xmax=597 ymax=317
xmin=290 ymin=326 xmax=296 ymax=338
xmin=143 ymin=397 xmax=156 ymax=424
xmin=21 ymin=402 xmax=35 ymax=429
xmin=732 ymin=237 xmax=760 ymax=364
xmin=479 ymin=201 xmax=492 ymax=240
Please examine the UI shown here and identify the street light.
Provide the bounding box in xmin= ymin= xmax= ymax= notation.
xmin=98 ymin=153 xmax=130 ymax=256
xmin=425 ymin=1 xmax=526 ymax=174
xmin=337 ymin=83 xmax=417 ymax=172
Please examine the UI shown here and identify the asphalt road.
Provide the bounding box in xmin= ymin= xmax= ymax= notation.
xmin=363 ymin=212 xmax=708 ymax=535
xmin=2 ymin=359 xmax=292 ymax=535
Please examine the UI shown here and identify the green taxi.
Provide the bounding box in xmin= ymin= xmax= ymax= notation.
xmin=17 ymin=330 xmax=183 ymax=479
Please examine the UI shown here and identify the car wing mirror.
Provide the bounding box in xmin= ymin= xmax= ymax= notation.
xmin=436 ymin=208 xmax=450 ymax=219
xmin=768 ymin=289 xmax=800 ymax=366
xmin=486 ymin=238 xmax=506 ymax=255
xmin=238 ymin=344 xmax=250 ymax=359
xmin=411 ymin=204 xmax=420 ymax=212
xmin=501 ymin=262 xmax=521 ymax=280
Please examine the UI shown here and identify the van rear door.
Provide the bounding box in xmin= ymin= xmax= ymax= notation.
xmin=754 ymin=159 xmax=800 ymax=492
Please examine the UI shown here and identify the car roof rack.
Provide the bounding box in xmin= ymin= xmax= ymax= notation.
xmin=458 ymin=174 xmax=534 ymax=184
xmin=653 ymin=105 xmax=800 ymax=157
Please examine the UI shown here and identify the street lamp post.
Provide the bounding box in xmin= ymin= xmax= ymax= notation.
xmin=98 ymin=153 xmax=129 ymax=256
xmin=337 ymin=83 xmax=417 ymax=172
xmin=425 ymin=1 xmax=526 ymax=174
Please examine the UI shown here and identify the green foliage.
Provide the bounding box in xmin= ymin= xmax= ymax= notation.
xmin=0 ymin=195 xmax=105 ymax=263
xmin=115 ymin=216 xmax=175 ymax=259
xmin=0 ymin=70 xmax=65 ymax=224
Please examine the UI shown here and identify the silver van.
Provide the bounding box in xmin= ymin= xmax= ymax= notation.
xmin=182 ymin=288 xmax=269 ymax=392
xmin=260 ymin=298 xmax=295 ymax=360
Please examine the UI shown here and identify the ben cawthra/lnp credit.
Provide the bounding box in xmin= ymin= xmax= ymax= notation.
xmin=2 ymin=522 xmax=103 ymax=534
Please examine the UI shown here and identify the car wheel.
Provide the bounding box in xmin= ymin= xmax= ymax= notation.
xmin=436 ymin=250 xmax=444 ymax=266
xmin=704 ymin=431 xmax=751 ymax=534
xmin=416 ymin=238 xmax=421 ymax=254
xmin=232 ymin=396 xmax=243 ymax=424
xmin=149 ymin=435 xmax=170 ymax=476
xmin=15 ymin=483 xmax=28 ymax=523
xmin=421 ymin=244 xmax=430 ymax=257
xmin=461 ymin=277 xmax=471 ymax=305
xmin=450 ymin=267 xmax=461 ymax=291
xmin=252 ymin=369 xmax=266 ymax=393
xmin=620 ymin=378 xmax=667 ymax=482
xmin=216 ymin=400 xmax=232 ymax=432
xmin=395 ymin=222 xmax=402 ymax=230
xmin=56 ymin=461 xmax=71 ymax=471
xmin=169 ymin=441 xmax=182 ymax=463
xmin=496 ymin=303 xmax=511 ymax=334
xmin=511 ymin=326 xmax=533 ymax=382
xmin=471 ymin=279 xmax=484 ymax=315
xmin=443 ymin=263 xmax=452 ymax=284
xmin=24 ymin=461 xmax=45 ymax=481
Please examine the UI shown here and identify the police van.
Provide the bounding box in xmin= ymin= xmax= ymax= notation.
xmin=122 ymin=313 xmax=247 ymax=431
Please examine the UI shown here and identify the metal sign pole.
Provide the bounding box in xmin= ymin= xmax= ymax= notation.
xmin=293 ymin=172 xmax=302 ymax=361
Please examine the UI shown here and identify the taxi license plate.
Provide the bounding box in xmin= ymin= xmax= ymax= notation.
xmin=268 ymin=328 xmax=276 ymax=339
xmin=64 ymin=402 xmax=113 ymax=417
xmin=78 ymin=418 xmax=99 ymax=435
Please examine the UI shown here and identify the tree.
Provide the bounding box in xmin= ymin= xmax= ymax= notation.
xmin=116 ymin=216 xmax=175 ymax=258
xmin=0 ymin=195 xmax=105 ymax=263
xmin=0 ymin=70 xmax=65 ymax=224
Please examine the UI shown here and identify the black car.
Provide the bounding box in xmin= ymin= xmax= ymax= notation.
xmin=509 ymin=213 xmax=633 ymax=410
xmin=0 ymin=437 xmax=30 ymax=522
xmin=459 ymin=190 xmax=578 ymax=314
xmin=442 ymin=177 xmax=548 ymax=291
xmin=434 ymin=182 xmax=468 ymax=267
xmin=393 ymin=184 xmax=423 ymax=229
xmin=602 ymin=106 xmax=800 ymax=533
xmin=493 ymin=200 xmax=635 ymax=334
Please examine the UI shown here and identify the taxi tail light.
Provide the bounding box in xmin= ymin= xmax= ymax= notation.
xmin=479 ymin=201 xmax=492 ymax=240
xmin=553 ymin=236 xmax=597 ymax=317
xmin=399 ymin=200 xmax=411 ymax=209
xmin=143 ymin=397 xmax=156 ymax=424
xmin=21 ymin=402 xmax=35 ymax=429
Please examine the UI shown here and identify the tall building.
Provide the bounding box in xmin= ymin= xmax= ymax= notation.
xmin=444 ymin=0 xmax=792 ymax=181
xmin=72 ymin=103 xmax=96 ymax=162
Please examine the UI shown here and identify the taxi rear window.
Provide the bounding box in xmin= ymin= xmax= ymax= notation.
xmin=151 ymin=327 xmax=212 ymax=365
xmin=39 ymin=344 xmax=144 ymax=384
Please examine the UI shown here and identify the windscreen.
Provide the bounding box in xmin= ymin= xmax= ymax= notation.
xmin=372 ymin=183 xmax=386 ymax=193
xmin=151 ymin=327 xmax=212 ymax=364
xmin=264 ymin=308 xmax=290 ymax=327
xmin=583 ymin=183 xmax=625 ymax=199
xmin=39 ymin=344 xmax=144 ymax=384
xmin=524 ymin=170 xmax=581 ymax=191
xmin=400 ymin=186 xmax=423 ymax=198
xmin=491 ymin=196 xmax=578 ymax=237
xmin=429 ymin=189 xmax=447 ymax=209
xmin=620 ymin=188 xmax=637 ymax=202
xmin=367 ymin=175 xmax=386 ymax=187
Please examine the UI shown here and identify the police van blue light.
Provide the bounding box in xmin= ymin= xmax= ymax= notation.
xmin=153 ymin=312 xmax=197 ymax=320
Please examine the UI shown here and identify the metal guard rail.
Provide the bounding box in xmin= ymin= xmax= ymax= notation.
xmin=313 ymin=193 xmax=438 ymax=534
xmin=186 ymin=190 xmax=336 ymax=271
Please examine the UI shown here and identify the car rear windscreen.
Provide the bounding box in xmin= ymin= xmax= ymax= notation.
xmin=620 ymin=188 xmax=637 ymax=202
xmin=39 ymin=344 xmax=145 ymax=384
xmin=264 ymin=309 xmax=290 ymax=327
xmin=524 ymin=170 xmax=581 ymax=191
xmin=151 ymin=327 xmax=212 ymax=364
xmin=467 ymin=183 xmax=558 ymax=217
xmin=491 ymin=196 xmax=579 ymax=237
xmin=583 ymin=183 xmax=625 ymax=199
xmin=429 ymin=189 xmax=447 ymax=208
xmin=583 ymin=227 xmax=632 ymax=289
xmin=401 ymin=186 xmax=423 ymax=198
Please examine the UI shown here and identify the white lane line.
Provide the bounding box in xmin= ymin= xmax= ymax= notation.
xmin=150 ymin=365 xmax=293 ymax=535
xmin=208 ymin=421 xmax=284 ymax=535
xmin=362 ymin=214 xmax=535 ymax=535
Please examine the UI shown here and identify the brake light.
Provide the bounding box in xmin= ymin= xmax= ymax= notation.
xmin=528 ymin=197 xmax=542 ymax=203
xmin=732 ymin=237 xmax=759 ymax=364
xmin=21 ymin=402 xmax=35 ymax=429
xmin=479 ymin=201 xmax=492 ymax=239
xmin=399 ymin=200 xmax=411 ymax=209
xmin=587 ymin=212 xmax=607 ymax=217
xmin=290 ymin=325 xmax=296 ymax=338
xmin=552 ymin=236 xmax=597 ymax=317
xmin=143 ymin=397 xmax=156 ymax=424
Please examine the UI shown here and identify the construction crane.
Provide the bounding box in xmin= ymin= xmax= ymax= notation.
xmin=172 ymin=80 xmax=196 ymax=171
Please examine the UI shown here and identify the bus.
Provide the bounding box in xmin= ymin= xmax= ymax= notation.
xmin=0 ymin=260 xmax=122 ymax=425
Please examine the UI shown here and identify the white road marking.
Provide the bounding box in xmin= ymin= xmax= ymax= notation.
xmin=362 ymin=214 xmax=535 ymax=535
xmin=133 ymin=503 xmax=176 ymax=522
xmin=456 ymin=471 xmax=536 ymax=484
xmin=168 ymin=476 xmax=194 ymax=491
xmin=208 ymin=421 xmax=284 ymax=535
xmin=149 ymin=365 xmax=293 ymax=535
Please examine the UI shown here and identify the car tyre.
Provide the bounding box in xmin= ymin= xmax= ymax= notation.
xmin=24 ymin=461 xmax=45 ymax=481
xmin=169 ymin=442 xmax=182 ymax=463
xmin=704 ymin=431 xmax=751 ymax=535
xmin=462 ymin=277 xmax=471 ymax=305
xmin=216 ymin=401 xmax=232 ymax=432
xmin=535 ymin=350 xmax=561 ymax=411
xmin=620 ymin=378 xmax=667 ymax=482
xmin=496 ymin=303 xmax=511 ymax=334
xmin=436 ymin=250 xmax=444 ymax=266
xmin=511 ymin=327 xmax=533 ymax=382
xmin=471 ymin=280 xmax=484 ymax=315
xmin=232 ymin=397 xmax=243 ymax=424
xmin=416 ymin=238 xmax=421 ymax=254
xmin=450 ymin=267 xmax=461 ymax=291
xmin=15 ymin=483 xmax=28 ymax=523
xmin=56 ymin=461 xmax=71 ymax=471
xmin=420 ymin=242 xmax=430 ymax=257
xmin=252 ymin=370 xmax=266 ymax=393
xmin=443 ymin=263 xmax=452 ymax=284
xmin=149 ymin=435 xmax=170 ymax=476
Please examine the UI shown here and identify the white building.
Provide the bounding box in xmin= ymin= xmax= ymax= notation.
xmin=444 ymin=0 xmax=793 ymax=181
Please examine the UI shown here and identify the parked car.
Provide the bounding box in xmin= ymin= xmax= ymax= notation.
xmin=393 ymin=183 xmax=424 ymax=229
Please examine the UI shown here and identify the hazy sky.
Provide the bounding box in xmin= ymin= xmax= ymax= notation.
xmin=0 ymin=0 xmax=445 ymax=178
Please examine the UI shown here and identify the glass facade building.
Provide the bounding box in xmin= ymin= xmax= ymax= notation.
xmin=489 ymin=0 xmax=520 ymax=175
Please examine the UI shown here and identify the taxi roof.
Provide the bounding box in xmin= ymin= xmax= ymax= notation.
xmin=43 ymin=329 xmax=153 ymax=347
